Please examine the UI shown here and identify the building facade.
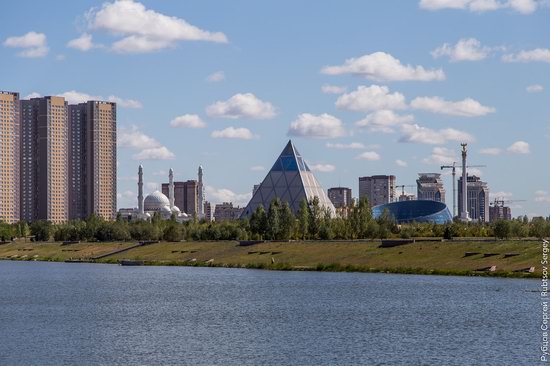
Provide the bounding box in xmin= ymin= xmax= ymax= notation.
xmin=204 ymin=201 xmax=214 ymax=222
xmin=0 ymin=91 xmax=117 ymax=224
xmin=489 ymin=205 xmax=512 ymax=222
xmin=417 ymin=173 xmax=446 ymax=203
xmin=328 ymin=187 xmax=353 ymax=208
xmin=457 ymin=175 xmax=490 ymax=223
xmin=68 ymin=101 xmax=117 ymax=220
xmin=358 ymin=175 xmax=396 ymax=206
xmin=214 ymin=202 xmax=244 ymax=222
xmin=0 ymin=91 xmax=20 ymax=224
xmin=20 ymin=96 xmax=69 ymax=223
xmin=162 ymin=180 xmax=198 ymax=218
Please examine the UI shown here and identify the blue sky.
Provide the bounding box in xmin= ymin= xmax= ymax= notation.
xmin=1 ymin=0 xmax=549 ymax=216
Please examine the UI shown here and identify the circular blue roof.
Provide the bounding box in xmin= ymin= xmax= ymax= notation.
xmin=372 ymin=200 xmax=452 ymax=224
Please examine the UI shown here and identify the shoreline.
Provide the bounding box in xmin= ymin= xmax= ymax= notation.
xmin=0 ymin=239 xmax=540 ymax=279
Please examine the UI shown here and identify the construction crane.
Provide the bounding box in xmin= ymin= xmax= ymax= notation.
xmin=440 ymin=162 xmax=486 ymax=217
xmin=490 ymin=198 xmax=526 ymax=207
xmin=394 ymin=184 xmax=415 ymax=201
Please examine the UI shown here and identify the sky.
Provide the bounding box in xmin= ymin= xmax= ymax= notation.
xmin=1 ymin=0 xmax=549 ymax=217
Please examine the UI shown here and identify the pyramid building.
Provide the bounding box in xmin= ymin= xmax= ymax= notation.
xmin=241 ymin=140 xmax=336 ymax=218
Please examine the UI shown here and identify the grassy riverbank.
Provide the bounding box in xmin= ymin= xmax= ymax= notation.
xmin=0 ymin=239 xmax=541 ymax=278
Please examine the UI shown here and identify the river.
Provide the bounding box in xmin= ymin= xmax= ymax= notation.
xmin=0 ymin=261 xmax=538 ymax=365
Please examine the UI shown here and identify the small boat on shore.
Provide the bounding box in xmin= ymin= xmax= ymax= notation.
xmin=120 ymin=259 xmax=145 ymax=266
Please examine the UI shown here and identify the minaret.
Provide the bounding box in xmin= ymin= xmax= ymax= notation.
xmin=459 ymin=143 xmax=470 ymax=222
xmin=138 ymin=164 xmax=144 ymax=214
xmin=198 ymin=165 xmax=205 ymax=219
xmin=169 ymin=168 xmax=175 ymax=208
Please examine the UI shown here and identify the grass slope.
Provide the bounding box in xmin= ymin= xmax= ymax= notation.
xmin=0 ymin=240 xmax=541 ymax=278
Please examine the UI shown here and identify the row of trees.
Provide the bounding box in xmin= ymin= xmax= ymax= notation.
xmin=0 ymin=197 xmax=549 ymax=242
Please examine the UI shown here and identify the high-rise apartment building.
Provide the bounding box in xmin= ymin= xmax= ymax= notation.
xmin=0 ymin=91 xmax=20 ymax=224
xmin=417 ymin=173 xmax=446 ymax=203
xmin=68 ymin=101 xmax=117 ymax=220
xmin=162 ymin=180 xmax=198 ymax=217
xmin=328 ymin=187 xmax=353 ymax=208
xmin=214 ymin=202 xmax=244 ymax=222
xmin=20 ymin=96 xmax=69 ymax=223
xmin=358 ymin=175 xmax=395 ymax=206
xmin=204 ymin=201 xmax=214 ymax=222
xmin=489 ymin=205 xmax=512 ymax=222
xmin=458 ymin=175 xmax=490 ymax=223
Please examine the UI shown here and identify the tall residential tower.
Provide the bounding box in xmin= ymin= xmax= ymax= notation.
xmin=68 ymin=101 xmax=117 ymax=220
xmin=0 ymin=91 xmax=20 ymax=224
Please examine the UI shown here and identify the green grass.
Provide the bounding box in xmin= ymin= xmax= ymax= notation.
xmin=0 ymin=239 xmax=541 ymax=278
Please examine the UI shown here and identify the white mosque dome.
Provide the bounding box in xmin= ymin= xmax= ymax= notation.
xmin=160 ymin=205 xmax=172 ymax=216
xmin=171 ymin=206 xmax=182 ymax=215
xmin=144 ymin=190 xmax=170 ymax=211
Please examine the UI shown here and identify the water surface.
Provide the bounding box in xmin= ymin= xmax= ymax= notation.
xmin=0 ymin=261 xmax=537 ymax=365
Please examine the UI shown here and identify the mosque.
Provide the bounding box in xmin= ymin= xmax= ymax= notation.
xmin=131 ymin=165 xmax=191 ymax=222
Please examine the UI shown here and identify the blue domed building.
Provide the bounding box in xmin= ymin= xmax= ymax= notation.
xmin=372 ymin=200 xmax=452 ymax=224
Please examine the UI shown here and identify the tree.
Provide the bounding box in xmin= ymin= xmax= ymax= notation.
xmin=297 ymin=199 xmax=310 ymax=240
xmin=319 ymin=207 xmax=334 ymax=240
xmin=267 ymin=198 xmax=281 ymax=240
xmin=30 ymin=220 xmax=53 ymax=242
xmin=250 ymin=204 xmax=268 ymax=239
xmin=308 ymin=197 xmax=322 ymax=239
xmin=163 ymin=223 xmax=183 ymax=242
xmin=279 ymin=201 xmax=295 ymax=240
xmin=493 ymin=220 xmax=511 ymax=239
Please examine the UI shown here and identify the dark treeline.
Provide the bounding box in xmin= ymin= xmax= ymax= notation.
xmin=0 ymin=197 xmax=549 ymax=242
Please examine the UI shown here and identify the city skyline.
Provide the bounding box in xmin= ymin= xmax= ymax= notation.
xmin=1 ymin=0 xmax=549 ymax=217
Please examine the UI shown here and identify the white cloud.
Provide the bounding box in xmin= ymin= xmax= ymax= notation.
xmin=395 ymin=159 xmax=408 ymax=167
xmin=56 ymin=54 xmax=66 ymax=61
xmin=152 ymin=170 xmax=167 ymax=177
xmin=117 ymin=190 xmax=135 ymax=199
xmin=309 ymin=163 xmax=336 ymax=172
xmin=507 ymin=140 xmax=530 ymax=154
xmin=321 ymin=85 xmax=347 ymax=94
xmin=205 ymin=186 xmax=251 ymax=206
xmin=107 ymin=95 xmax=143 ymax=108
xmin=535 ymin=190 xmax=550 ymax=203
xmin=322 ymin=51 xmax=445 ymax=82
xmin=526 ymin=84 xmax=544 ymax=93
xmin=206 ymin=71 xmax=225 ymax=82
xmin=288 ymin=113 xmax=346 ymax=139
xmin=67 ymin=33 xmax=95 ymax=51
xmin=356 ymin=151 xmax=381 ymax=161
xmin=206 ymin=93 xmax=276 ymax=119
xmin=24 ymin=92 xmax=41 ymax=99
xmin=419 ymin=0 xmax=538 ymax=13
xmin=250 ymin=165 xmax=265 ymax=172
xmin=118 ymin=126 xmax=161 ymax=149
xmin=56 ymin=90 xmax=142 ymax=108
xmin=87 ymin=0 xmax=227 ymax=54
xmin=399 ymin=124 xmax=474 ymax=145
xmin=3 ymin=31 xmax=49 ymax=58
xmin=422 ymin=147 xmax=456 ymax=164
xmin=355 ymin=110 xmax=414 ymax=133
xmin=211 ymin=127 xmax=256 ymax=140
xmin=479 ymin=147 xmax=502 ymax=155
xmin=431 ymin=38 xmax=492 ymax=62
xmin=507 ymin=0 xmax=538 ymax=13
xmin=503 ymin=48 xmax=550 ymax=63
xmin=410 ymin=96 xmax=495 ymax=117
xmin=326 ymin=142 xmax=366 ymax=149
xmin=133 ymin=146 xmax=175 ymax=160
xmin=336 ymin=85 xmax=407 ymax=113
xmin=170 ymin=114 xmax=206 ymax=128
xmin=490 ymin=191 xmax=513 ymax=200
xmin=146 ymin=182 xmax=159 ymax=191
